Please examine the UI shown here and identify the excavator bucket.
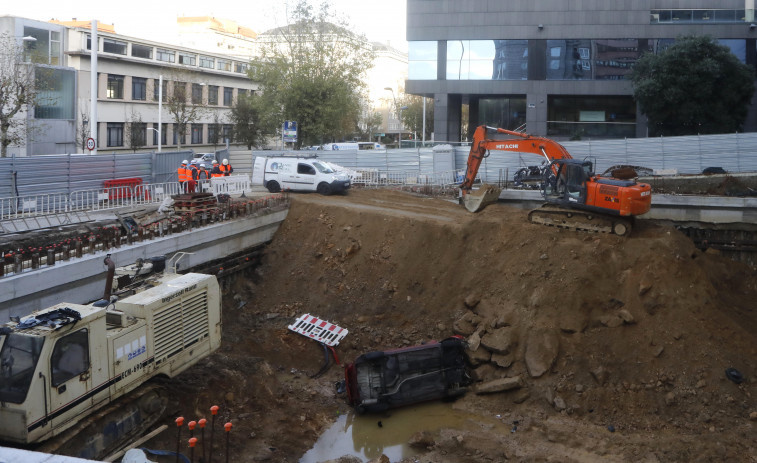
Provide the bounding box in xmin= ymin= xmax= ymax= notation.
xmin=462 ymin=184 xmax=502 ymax=212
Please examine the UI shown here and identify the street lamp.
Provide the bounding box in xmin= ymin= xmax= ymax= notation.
xmin=399 ymin=105 xmax=408 ymax=148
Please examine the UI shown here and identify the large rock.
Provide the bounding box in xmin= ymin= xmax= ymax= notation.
xmin=474 ymin=376 xmax=524 ymax=394
xmin=466 ymin=345 xmax=491 ymax=366
xmin=453 ymin=310 xmax=481 ymax=336
xmin=480 ymin=327 xmax=516 ymax=355
xmin=525 ymin=329 xmax=560 ymax=378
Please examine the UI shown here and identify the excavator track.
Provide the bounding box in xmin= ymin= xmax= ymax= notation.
xmin=35 ymin=383 xmax=167 ymax=460
xmin=528 ymin=204 xmax=633 ymax=236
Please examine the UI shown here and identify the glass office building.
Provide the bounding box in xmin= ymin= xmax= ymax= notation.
xmin=405 ymin=1 xmax=756 ymax=142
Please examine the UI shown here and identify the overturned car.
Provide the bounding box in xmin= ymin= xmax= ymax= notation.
xmin=343 ymin=336 xmax=471 ymax=414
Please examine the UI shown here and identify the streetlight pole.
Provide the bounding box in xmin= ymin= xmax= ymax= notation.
xmin=90 ymin=20 xmax=98 ymax=155
xmin=398 ymin=105 xmax=408 ymax=148
xmin=157 ymin=74 xmax=162 ymax=152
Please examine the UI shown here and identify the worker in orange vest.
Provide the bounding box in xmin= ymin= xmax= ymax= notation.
xmin=210 ymin=160 xmax=223 ymax=178
xmin=220 ymin=159 xmax=234 ymax=176
xmin=187 ymin=160 xmax=199 ymax=193
xmin=177 ymin=160 xmax=190 ymax=192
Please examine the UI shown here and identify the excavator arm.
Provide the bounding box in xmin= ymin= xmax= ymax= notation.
xmin=459 ymin=125 xmax=574 ymax=212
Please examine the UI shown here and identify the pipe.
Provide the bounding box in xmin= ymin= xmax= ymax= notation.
xmin=103 ymin=254 xmax=115 ymax=300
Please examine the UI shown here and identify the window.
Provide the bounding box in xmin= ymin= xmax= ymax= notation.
xmin=217 ymin=59 xmax=231 ymax=71
xmin=238 ymin=89 xmax=248 ymax=99
xmin=208 ymin=123 xmax=219 ymax=145
xmin=23 ymin=26 xmax=62 ymax=65
xmin=222 ymin=124 xmax=233 ymax=142
xmin=130 ymin=122 xmax=147 ymax=148
xmin=173 ymin=124 xmax=186 ymax=145
xmin=173 ymin=82 xmax=187 ymax=101
xmin=103 ymin=38 xmax=127 ymax=55
xmin=223 ymin=87 xmax=233 ymax=106
xmin=192 ymin=83 xmax=203 ymax=104
xmin=297 ymin=163 xmax=316 ymax=175
xmin=157 ymin=48 xmax=175 ymax=63
xmin=107 ymin=75 xmax=124 ymax=99
xmin=408 ymin=41 xmax=438 ymax=80
xmin=200 ymin=56 xmax=215 ymax=69
xmin=0 ymin=333 xmax=44 ymax=404
xmin=208 ymin=85 xmax=219 ymax=105
xmin=132 ymin=77 xmax=147 ymax=101
xmin=153 ymin=79 xmax=167 ymax=102
xmin=51 ymin=329 xmax=89 ymax=387
xmin=131 ymin=44 xmax=153 ymax=59
xmin=34 ymin=68 xmax=75 ymax=119
xmin=191 ymin=124 xmax=203 ymax=144
xmin=107 ymin=123 xmax=124 ymax=146
xmin=235 ymin=62 xmax=248 ymax=73
xmin=152 ymin=123 xmax=167 ymax=145
xmin=179 ymin=53 xmax=196 ymax=66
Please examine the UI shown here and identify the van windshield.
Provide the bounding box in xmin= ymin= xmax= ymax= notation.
xmin=313 ymin=161 xmax=335 ymax=174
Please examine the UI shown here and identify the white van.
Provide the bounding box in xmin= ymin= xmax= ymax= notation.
xmin=252 ymin=155 xmax=351 ymax=195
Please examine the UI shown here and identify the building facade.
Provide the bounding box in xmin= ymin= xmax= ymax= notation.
xmin=405 ymin=0 xmax=757 ymax=142
xmin=1 ymin=16 xmax=257 ymax=155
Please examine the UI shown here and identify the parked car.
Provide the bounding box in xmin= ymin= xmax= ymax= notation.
xmin=193 ymin=153 xmax=216 ymax=164
xmin=251 ymin=155 xmax=350 ymax=195
xmin=343 ymin=336 xmax=471 ymax=414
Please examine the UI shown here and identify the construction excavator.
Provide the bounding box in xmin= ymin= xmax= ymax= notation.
xmin=460 ymin=125 xmax=652 ymax=236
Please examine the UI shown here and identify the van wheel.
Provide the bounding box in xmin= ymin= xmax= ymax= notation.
xmin=266 ymin=181 xmax=281 ymax=193
xmin=317 ymin=183 xmax=332 ymax=195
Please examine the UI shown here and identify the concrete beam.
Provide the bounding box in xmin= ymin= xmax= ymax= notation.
xmin=0 ymin=210 xmax=287 ymax=321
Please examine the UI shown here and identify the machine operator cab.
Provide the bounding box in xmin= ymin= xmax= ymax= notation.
xmin=543 ymin=159 xmax=593 ymax=205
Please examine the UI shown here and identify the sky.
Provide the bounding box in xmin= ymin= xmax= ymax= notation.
xmin=7 ymin=0 xmax=408 ymax=51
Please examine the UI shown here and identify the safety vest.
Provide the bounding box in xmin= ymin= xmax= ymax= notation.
xmin=198 ymin=169 xmax=209 ymax=180
xmin=178 ymin=165 xmax=189 ymax=182
xmin=211 ymin=166 xmax=223 ymax=178
xmin=219 ymin=164 xmax=232 ymax=176
xmin=189 ymin=165 xmax=199 ymax=180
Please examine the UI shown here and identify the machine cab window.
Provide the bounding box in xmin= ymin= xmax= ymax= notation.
xmin=0 ymin=333 xmax=44 ymax=404
xmin=51 ymin=329 xmax=89 ymax=387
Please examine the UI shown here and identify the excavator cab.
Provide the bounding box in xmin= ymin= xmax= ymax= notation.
xmin=543 ymin=159 xmax=593 ymax=205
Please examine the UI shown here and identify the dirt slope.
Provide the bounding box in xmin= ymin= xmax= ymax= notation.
xmin=157 ymin=188 xmax=757 ymax=463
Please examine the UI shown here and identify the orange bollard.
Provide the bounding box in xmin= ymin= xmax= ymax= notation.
xmin=198 ymin=418 xmax=207 ymax=463
xmin=189 ymin=437 xmax=198 ymax=463
xmin=224 ymin=422 xmax=232 ymax=463
xmin=209 ymin=405 xmax=219 ymax=463
xmin=175 ymin=417 xmax=184 ymax=463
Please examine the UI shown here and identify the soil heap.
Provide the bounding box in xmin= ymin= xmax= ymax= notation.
xmin=158 ymin=188 xmax=757 ymax=463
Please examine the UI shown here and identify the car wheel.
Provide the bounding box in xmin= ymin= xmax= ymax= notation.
xmin=317 ymin=183 xmax=332 ymax=195
xmin=267 ymin=181 xmax=281 ymax=193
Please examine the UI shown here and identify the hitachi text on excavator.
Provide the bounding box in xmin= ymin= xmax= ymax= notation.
xmin=459 ymin=125 xmax=652 ymax=236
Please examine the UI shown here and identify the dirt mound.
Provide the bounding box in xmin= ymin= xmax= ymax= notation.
xmin=156 ymin=188 xmax=757 ymax=463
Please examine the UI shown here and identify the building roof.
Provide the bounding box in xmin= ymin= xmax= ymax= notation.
xmin=177 ymin=16 xmax=257 ymax=39
xmin=48 ymin=19 xmax=115 ymax=33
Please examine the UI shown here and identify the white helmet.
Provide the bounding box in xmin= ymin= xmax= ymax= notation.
xmin=182 ymin=160 xmax=188 ymax=164
xmin=191 ymin=160 xmax=198 ymax=164
xmin=212 ymin=160 xmax=218 ymax=164
xmin=222 ymin=159 xmax=229 ymax=165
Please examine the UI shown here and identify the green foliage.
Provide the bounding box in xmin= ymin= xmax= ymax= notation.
xmin=400 ymin=95 xmax=434 ymax=141
xmin=631 ymin=35 xmax=755 ymax=136
xmin=0 ymin=33 xmax=39 ymax=157
xmin=230 ymin=93 xmax=268 ymax=149
xmin=250 ymin=0 xmax=374 ymax=148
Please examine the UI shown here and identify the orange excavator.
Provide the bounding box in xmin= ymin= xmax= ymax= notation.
xmin=460 ymin=125 xmax=652 ymax=236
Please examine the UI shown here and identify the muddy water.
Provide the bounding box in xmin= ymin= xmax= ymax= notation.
xmin=299 ymin=401 xmax=507 ymax=463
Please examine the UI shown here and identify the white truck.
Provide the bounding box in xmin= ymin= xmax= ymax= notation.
xmin=252 ymin=155 xmax=351 ymax=195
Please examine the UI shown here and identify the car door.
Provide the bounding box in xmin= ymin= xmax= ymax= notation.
xmin=283 ymin=162 xmax=317 ymax=191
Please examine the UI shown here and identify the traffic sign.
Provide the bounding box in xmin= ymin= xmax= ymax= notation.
xmin=283 ymin=121 xmax=297 ymax=143
xmin=86 ymin=138 xmax=95 ymax=151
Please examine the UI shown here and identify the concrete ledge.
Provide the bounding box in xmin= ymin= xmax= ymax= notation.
xmin=0 ymin=209 xmax=288 ymax=320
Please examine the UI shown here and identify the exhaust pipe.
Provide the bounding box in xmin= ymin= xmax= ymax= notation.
xmin=103 ymin=254 xmax=115 ymax=300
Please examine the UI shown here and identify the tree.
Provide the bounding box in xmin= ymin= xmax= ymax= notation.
xmin=208 ymin=112 xmax=224 ymax=151
xmin=77 ymin=109 xmax=89 ymax=153
xmin=125 ymin=110 xmax=146 ymax=152
xmin=0 ymin=33 xmax=39 ymax=157
xmin=250 ymin=0 xmax=374 ymax=148
xmin=631 ymin=35 xmax=755 ymax=136
xmin=358 ymin=109 xmax=383 ymax=142
xmin=400 ymin=95 xmax=434 ymax=142
xmin=229 ymin=93 xmax=268 ymax=150
xmin=164 ymin=77 xmax=206 ymax=148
